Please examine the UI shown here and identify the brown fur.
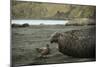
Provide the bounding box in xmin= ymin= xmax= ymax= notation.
xmin=50 ymin=27 xmax=96 ymax=58
xmin=36 ymin=44 xmax=50 ymax=57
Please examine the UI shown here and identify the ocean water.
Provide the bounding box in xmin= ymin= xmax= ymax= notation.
xmin=12 ymin=20 xmax=68 ymax=25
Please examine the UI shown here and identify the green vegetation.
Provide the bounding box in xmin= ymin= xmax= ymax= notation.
xmin=12 ymin=1 xmax=96 ymax=19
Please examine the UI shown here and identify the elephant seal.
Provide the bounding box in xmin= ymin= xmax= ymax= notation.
xmin=50 ymin=27 xmax=96 ymax=58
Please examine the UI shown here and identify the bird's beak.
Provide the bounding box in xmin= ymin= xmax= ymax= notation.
xmin=50 ymin=40 xmax=54 ymax=44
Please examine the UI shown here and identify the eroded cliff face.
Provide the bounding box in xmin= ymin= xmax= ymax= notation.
xmin=12 ymin=1 xmax=96 ymax=20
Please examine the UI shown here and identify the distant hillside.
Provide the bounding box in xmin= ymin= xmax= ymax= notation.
xmin=12 ymin=1 xmax=96 ymax=20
